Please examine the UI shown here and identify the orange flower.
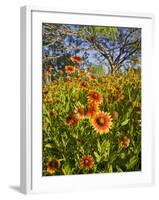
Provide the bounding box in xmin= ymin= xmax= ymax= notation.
xmin=120 ymin=136 xmax=130 ymax=148
xmin=87 ymin=90 xmax=103 ymax=105
xmin=48 ymin=65 xmax=54 ymax=71
xmin=80 ymin=155 xmax=94 ymax=170
xmin=87 ymin=74 xmax=97 ymax=81
xmin=70 ymin=55 xmax=82 ymax=64
xmin=44 ymin=96 xmax=53 ymax=104
xmin=66 ymin=76 xmax=72 ymax=83
xmin=79 ymin=81 xmax=88 ymax=89
xmin=65 ymin=65 xmax=75 ymax=74
xmin=42 ymin=87 xmax=48 ymax=95
xmin=78 ymin=69 xmax=85 ymax=77
xmin=66 ymin=115 xmax=78 ymax=126
xmin=74 ymin=107 xmax=85 ymax=120
xmin=47 ymin=159 xmax=61 ymax=174
xmin=91 ymin=112 xmax=112 ymax=134
xmin=43 ymin=71 xmax=51 ymax=78
xmin=84 ymin=103 xmax=99 ymax=118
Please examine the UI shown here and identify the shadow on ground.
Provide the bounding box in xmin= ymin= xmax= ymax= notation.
xmin=9 ymin=185 xmax=21 ymax=193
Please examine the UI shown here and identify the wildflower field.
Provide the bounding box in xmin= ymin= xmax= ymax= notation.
xmin=42 ymin=24 xmax=141 ymax=176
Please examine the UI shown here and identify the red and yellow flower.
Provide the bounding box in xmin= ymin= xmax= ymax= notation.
xmin=42 ymin=87 xmax=48 ymax=95
xmin=66 ymin=76 xmax=72 ymax=83
xmin=79 ymin=81 xmax=88 ymax=89
xmin=74 ymin=107 xmax=85 ymax=120
xmin=48 ymin=65 xmax=54 ymax=71
xmin=87 ymin=90 xmax=103 ymax=105
xmin=87 ymin=74 xmax=97 ymax=81
xmin=84 ymin=103 xmax=99 ymax=118
xmin=80 ymin=155 xmax=94 ymax=170
xmin=91 ymin=112 xmax=112 ymax=134
xmin=47 ymin=159 xmax=61 ymax=174
xmin=66 ymin=115 xmax=79 ymax=126
xmin=119 ymin=136 xmax=130 ymax=148
xmin=70 ymin=55 xmax=82 ymax=64
xmin=43 ymin=70 xmax=51 ymax=78
xmin=65 ymin=65 xmax=75 ymax=74
xmin=77 ymin=69 xmax=85 ymax=77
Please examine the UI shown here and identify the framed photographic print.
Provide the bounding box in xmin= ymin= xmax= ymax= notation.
xmin=20 ymin=6 xmax=154 ymax=194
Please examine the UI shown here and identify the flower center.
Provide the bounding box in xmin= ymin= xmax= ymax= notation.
xmin=98 ymin=117 xmax=105 ymax=125
xmin=84 ymin=159 xmax=89 ymax=165
xmin=93 ymin=93 xmax=98 ymax=98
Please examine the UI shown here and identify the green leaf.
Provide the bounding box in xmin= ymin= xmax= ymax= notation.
xmin=45 ymin=117 xmax=51 ymax=125
xmin=94 ymin=152 xmax=101 ymax=163
xmin=93 ymin=27 xmax=118 ymax=41
xmin=61 ymin=136 xmax=67 ymax=147
xmin=79 ymin=146 xmax=84 ymax=154
xmin=43 ymin=104 xmax=50 ymax=117
xmin=120 ymin=153 xmax=126 ymax=159
xmin=108 ymin=164 xmax=113 ymax=172
xmin=121 ymin=119 xmax=129 ymax=126
xmin=71 ymin=132 xmax=78 ymax=139
xmin=97 ymin=140 xmax=102 ymax=154
xmin=102 ymin=140 xmax=110 ymax=156
xmin=126 ymin=156 xmax=138 ymax=170
xmin=65 ymin=102 xmax=70 ymax=112
xmin=116 ymin=165 xmax=123 ymax=172
xmin=62 ymin=164 xmax=71 ymax=175
xmin=45 ymin=143 xmax=52 ymax=148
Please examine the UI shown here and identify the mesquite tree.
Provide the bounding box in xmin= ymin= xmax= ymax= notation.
xmin=42 ymin=23 xmax=141 ymax=74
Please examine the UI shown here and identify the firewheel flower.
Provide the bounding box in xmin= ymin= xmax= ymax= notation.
xmin=43 ymin=70 xmax=51 ymax=78
xmin=80 ymin=155 xmax=94 ymax=170
xmin=48 ymin=65 xmax=54 ymax=71
xmin=70 ymin=55 xmax=82 ymax=64
xmin=74 ymin=107 xmax=85 ymax=120
xmin=91 ymin=112 xmax=112 ymax=134
xmin=87 ymin=90 xmax=103 ymax=105
xmin=87 ymin=74 xmax=97 ymax=81
xmin=79 ymin=81 xmax=88 ymax=89
xmin=66 ymin=115 xmax=79 ymax=126
xmin=66 ymin=76 xmax=72 ymax=82
xmin=77 ymin=70 xmax=85 ymax=77
xmin=120 ymin=136 xmax=130 ymax=148
xmin=65 ymin=65 xmax=76 ymax=74
xmin=47 ymin=159 xmax=61 ymax=174
xmin=84 ymin=103 xmax=99 ymax=118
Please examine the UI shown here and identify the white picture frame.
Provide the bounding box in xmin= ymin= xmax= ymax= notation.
xmin=20 ymin=5 xmax=154 ymax=194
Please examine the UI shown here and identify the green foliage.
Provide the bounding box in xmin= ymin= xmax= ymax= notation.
xmin=89 ymin=66 xmax=105 ymax=77
xmin=78 ymin=26 xmax=118 ymax=42
xmin=42 ymin=64 xmax=141 ymax=176
xmin=92 ymin=27 xmax=118 ymax=42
